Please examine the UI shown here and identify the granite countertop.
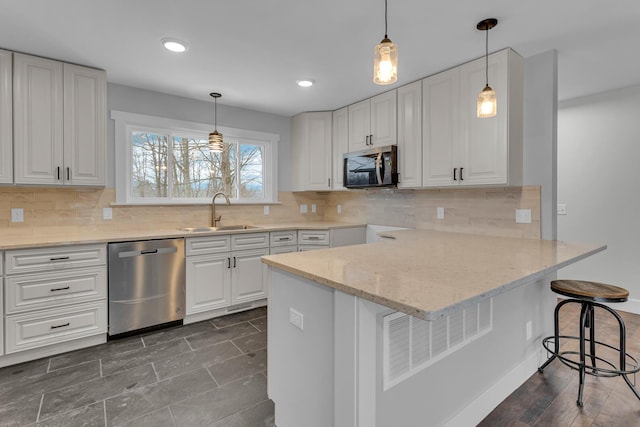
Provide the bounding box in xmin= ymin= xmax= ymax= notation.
xmin=0 ymin=222 xmax=365 ymax=250
xmin=262 ymin=229 xmax=606 ymax=320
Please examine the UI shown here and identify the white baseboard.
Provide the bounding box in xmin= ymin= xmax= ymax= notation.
xmin=443 ymin=349 xmax=542 ymax=427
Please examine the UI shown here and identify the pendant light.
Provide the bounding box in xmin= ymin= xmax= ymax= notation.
xmin=476 ymin=18 xmax=498 ymax=118
xmin=209 ymin=92 xmax=223 ymax=152
xmin=373 ymin=0 xmax=398 ymax=85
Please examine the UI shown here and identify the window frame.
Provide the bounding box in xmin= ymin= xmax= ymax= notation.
xmin=112 ymin=110 xmax=279 ymax=205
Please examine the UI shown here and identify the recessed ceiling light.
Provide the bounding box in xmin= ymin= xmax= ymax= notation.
xmin=296 ymin=79 xmax=314 ymax=88
xmin=161 ymin=38 xmax=188 ymax=53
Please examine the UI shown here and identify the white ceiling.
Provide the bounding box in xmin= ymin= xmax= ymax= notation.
xmin=1 ymin=0 xmax=638 ymax=117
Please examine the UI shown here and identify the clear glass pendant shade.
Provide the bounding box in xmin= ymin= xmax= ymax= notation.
xmin=209 ymin=130 xmax=223 ymax=152
xmin=373 ymin=38 xmax=398 ymax=85
xmin=477 ymin=85 xmax=497 ymax=118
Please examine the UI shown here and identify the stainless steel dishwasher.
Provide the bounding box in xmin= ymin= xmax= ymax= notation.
xmin=108 ymin=238 xmax=185 ymax=336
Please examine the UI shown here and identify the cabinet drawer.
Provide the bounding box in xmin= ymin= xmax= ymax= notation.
xmin=5 ymin=244 xmax=106 ymax=274
xmin=270 ymin=230 xmax=297 ymax=247
xmin=5 ymin=300 xmax=107 ymax=354
xmin=186 ymin=235 xmax=231 ymax=256
xmin=5 ymin=267 xmax=107 ymax=314
xmin=270 ymin=245 xmax=298 ymax=255
xmin=231 ymin=232 xmax=269 ymax=251
xmin=298 ymin=230 xmax=330 ymax=245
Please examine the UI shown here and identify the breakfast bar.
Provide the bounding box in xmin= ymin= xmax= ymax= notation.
xmin=262 ymin=229 xmax=605 ymax=427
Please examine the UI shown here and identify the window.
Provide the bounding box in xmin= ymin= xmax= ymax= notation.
xmin=112 ymin=111 xmax=278 ymax=204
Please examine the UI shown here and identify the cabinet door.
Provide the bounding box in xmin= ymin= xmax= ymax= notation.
xmin=348 ymin=99 xmax=371 ymax=151
xmin=306 ymin=112 xmax=332 ymax=191
xmin=186 ymin=253 xmax=231 ymax=315
xmin=458 ymin=50 xmax=509 ymax=185
xmin=370 ymin=90 xmax=397 ymax=148
xmin=332 ymin=107 xmax=349 ymax=190
xmin=0 ymin=49 xmax=12 ymax=184
xmin=13 ymin=53 xmax=64 ymax=185
xmin=422 ymin=68 xmax=460 ymax=187
xmin=231 ymin=248 xmax=268 ymax=305
xmin=397 ymin=82 xmax=422 ymax=188
xmin=63 ymin=64 xmax=106 ymax=186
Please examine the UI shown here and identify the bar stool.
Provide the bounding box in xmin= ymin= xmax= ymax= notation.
xmin=538 ymin=279 xmax=640 ymax=407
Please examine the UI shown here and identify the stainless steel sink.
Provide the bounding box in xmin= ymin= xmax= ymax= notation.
xmin=179 ymin=225 xmax=260 ymax=233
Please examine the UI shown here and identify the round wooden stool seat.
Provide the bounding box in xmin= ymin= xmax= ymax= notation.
xmin=550 ymin=280 xmax=629 ymax=303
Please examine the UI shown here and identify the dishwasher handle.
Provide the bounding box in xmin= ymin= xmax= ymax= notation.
xmin=118 ymin=247 xmax=178 ymax=258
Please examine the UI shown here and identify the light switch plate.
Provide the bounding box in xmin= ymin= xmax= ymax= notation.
xmin=557 ymin=204 xmax=567 ymax=215
xmin=437 ymin=207 xmax=445 ymax=220
xmin=299 ymin=204 xmax=308 ymax=214
xmin=263 ymin=205 xmax=270 ymax=215
xmin=515 ymin=209 xmax=532 ymax=224
xmin=11 ymin=208 xmax=24 ymax=223
xmin=289 ymin=307 xmax=304 ymax=331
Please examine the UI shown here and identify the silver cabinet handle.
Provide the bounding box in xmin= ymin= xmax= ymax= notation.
xmin=49 ymin=256 xmax=70 ymax=261
xmin=50 ymin=286 xmax=70 ymax=292
xmin=307 ymin=236 xmax=320 ymax=240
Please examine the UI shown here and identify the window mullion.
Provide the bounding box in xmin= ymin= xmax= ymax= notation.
xmin=167 ymin=132 xmax=174 ymax=199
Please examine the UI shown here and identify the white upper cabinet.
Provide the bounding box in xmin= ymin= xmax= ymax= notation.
xmin=397 ymin=81 xmax=422 ymax=188
xmin=291 ymin=112 xmax=332 ymax=191
xmin=331 ymin=107 xmax=349 ymax=190
xmin=423 ymin=48 xmax=523 ymax=187
xmin=13 ymin=54 xmax=64 ymax=185
xmin=63 ymin=63 xmax=106 ymax=186
xmin=348 ymin=91 xmax=396 ymax=151
xmin=13 ymin=53 xmax=106 ymax=186
xmin=0 ymin=49 xmax=12 ymax=184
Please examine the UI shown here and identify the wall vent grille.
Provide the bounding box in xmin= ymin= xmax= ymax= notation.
xmin=383 ymin=298 xmax=493 ymax=390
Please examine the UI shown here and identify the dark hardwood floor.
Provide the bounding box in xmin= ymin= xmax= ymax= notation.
xmin=479 ymin=302 xmax=640 ymax=426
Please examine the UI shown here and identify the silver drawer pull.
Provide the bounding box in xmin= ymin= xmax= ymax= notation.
xmin=49 ymin=256 xmax=70 ymax=261
xmin=276 ymin=237 xmax=291 ymax=241
xmin=50 ymin=286 xmax=70 ymax=292
xmin=51 ymin=322 xmax=70 ymax=329
xmin=307 ymin=236 xmax=321 ymax=240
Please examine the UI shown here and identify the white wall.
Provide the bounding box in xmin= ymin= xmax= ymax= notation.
xmin=523 ymin=50 xmax=558 ymax=240
xmin=106 ymin=83 xmax=292 ymax=191
xmin=557 ymin=86 xmax=640 ymax=312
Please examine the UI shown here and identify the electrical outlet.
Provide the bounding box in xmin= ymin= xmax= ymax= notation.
xmin=437 ymin=207 xmax=445 ymax=220
xmin=263 ymin=205 xmax=270 ymax=215
xmin=526 ymin=320 xmax=533 ymax=340
xmin=337 ymin=204 xmax=342 ymax=215
xmin=289 ymin=307 xmax=304 ymax=331
xmin=11 ymin=208 xmax=24 ymax=223
xmin=299 ymin=204 xmax=308 ymax=214
xmin=102 ymin=207 xmax=113 ymax=220
xmin=515 ymin=209 xmax=532 ymax=224
xmin=557 ymin=204 xmax=567 ymax=215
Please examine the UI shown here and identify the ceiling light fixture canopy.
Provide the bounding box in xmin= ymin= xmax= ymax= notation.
xmin=161 ymin=38 xmax=188 ymax=53
xmin=476 ymin=18 xmax=498 ymax=118
xmin=296 ymin=79 xmax=315 ymax=88
xmin=373 ymin=0 xmax=398 ymax=85
xmin=209 ymin=92 xmax=223 ymax=152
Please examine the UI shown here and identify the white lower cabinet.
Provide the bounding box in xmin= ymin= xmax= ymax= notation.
xmin=3 ymin=244 xmax=107 ymax=356
xmin=185 ymin=233 xmax=269 ymax=318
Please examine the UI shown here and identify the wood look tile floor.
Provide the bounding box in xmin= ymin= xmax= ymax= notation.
xmin=0 ymin=307 xmax=274 ymax=427
xmin=480 ymin=302 xmax=640 ymax=426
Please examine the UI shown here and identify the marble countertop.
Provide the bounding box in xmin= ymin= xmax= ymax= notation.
xmin=0 ymin=222 xmax=365 ymax=250
xmin=262 ymin=229 xmax=606 ymax=320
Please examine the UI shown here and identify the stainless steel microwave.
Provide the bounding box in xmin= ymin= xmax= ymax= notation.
xmin=343 ymin=145 xmax=398 ymax=189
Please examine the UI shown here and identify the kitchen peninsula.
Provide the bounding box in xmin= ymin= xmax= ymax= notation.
xmin=262 ymin=229 xmax=605 ymax=427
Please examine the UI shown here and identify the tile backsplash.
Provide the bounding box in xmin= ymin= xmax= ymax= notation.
xmin=0 ymin=186 xmax=540 ymax=239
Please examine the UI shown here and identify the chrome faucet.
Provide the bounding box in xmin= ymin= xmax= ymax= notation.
xmin=211 ymin=192 xmax=231 ymax=227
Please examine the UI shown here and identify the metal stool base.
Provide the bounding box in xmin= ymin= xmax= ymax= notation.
xmin=538 ymin=298 xmax=640 ymax=407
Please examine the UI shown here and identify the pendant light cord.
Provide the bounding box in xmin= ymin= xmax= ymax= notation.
xmin=485 ymin=27 xmax=489 ymax=87
xmin=214 ymin=97 xmax=218 ymax=131
xmin=384 ymin=0 xmax=388 ymax=38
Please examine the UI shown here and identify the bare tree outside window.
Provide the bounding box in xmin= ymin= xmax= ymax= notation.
xmin=131 ymin=131 xmax=263 ymax=201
